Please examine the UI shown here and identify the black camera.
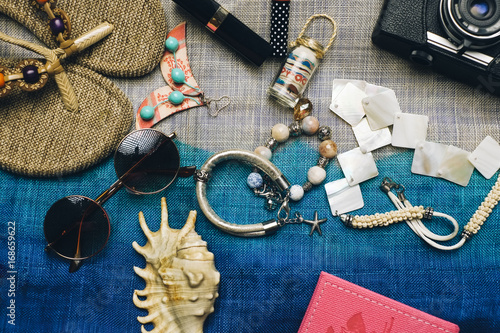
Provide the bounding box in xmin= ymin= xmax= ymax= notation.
xmin=372 ymin=0 xmax=500 ymax=94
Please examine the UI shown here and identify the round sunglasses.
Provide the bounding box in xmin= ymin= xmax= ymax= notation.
xmin=43 ymin=129 xmax=195 ymax=273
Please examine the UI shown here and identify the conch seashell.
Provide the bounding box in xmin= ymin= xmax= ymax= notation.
xmin=133 ymin=197 xmax=220 ymax=333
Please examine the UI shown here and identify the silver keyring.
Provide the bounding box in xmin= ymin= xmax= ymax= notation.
xmin=195 ymin=149 xmax=290 ymax=237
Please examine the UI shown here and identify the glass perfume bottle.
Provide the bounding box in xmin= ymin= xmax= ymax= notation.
xmin=268 ymin=14 xmax=338 ymax=108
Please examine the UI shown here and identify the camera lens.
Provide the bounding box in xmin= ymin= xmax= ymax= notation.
xmin=470 ymin=0 xmax=494 ymax=19
xmin=440 ymin=0 xmax=500 ymax=49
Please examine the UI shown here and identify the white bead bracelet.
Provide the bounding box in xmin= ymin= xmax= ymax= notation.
xmin=339 ymin=175 xmax=500 ymax=250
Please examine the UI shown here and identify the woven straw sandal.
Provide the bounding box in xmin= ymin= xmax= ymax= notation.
xmin=0 ymin=57 xmax=133 ymax=177
xmin=0 ymin=0 xmax=167 ymax=77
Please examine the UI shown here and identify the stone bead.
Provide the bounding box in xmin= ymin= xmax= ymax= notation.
xmin=307 ymin=166 xmax=326 ymax=185
xmin=165 ymin=37 xmax=179 ymax=52
xmin=254 ymin=146 xmax=272 ymax=160
xmin=293 ymin=98 xmax=312 ymax=121
xmin=319 ymin=140 xmax=338 ymax=159
xmin=271 ymin=123 xmax=290 ymax=142
xmin=247 ymin=172 xmax=263 ymax=189
xmin=168 ymin=90 xmax=185 ymax=105
xmin=302 ymin=116 xmax=320 ymax=135
xmin=171 ymin=68 xmax=186 ymax=83
xmin=289 ymin=184 xmax=304 ymax=201
xmin=50 ymin=17 xmax=66 ymax=35
xmin=317 ymin=126 xmax=332 ymax=141
xmin=140 ymin=106 xmax=155 ymax=120
xmin=22 ymin=65 xmax=40 ymax=84
xmin=0 ymin=73 xmax=4 ymax=88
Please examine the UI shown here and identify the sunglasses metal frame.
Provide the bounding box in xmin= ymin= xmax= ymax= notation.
xmin=43 ymin=129 xmax=195 ymax=272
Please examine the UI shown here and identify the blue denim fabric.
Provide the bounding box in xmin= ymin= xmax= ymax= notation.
xmin=0 ymin=141 xmax=498 ymax=333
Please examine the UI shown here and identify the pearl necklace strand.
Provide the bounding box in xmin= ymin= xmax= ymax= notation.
xmin=339 ymin=174 xmax=500 ymax=250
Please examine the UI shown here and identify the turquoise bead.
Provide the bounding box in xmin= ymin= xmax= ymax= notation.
xmin=140 ymin=106 xmax=155 ymax=120
xmin=168 ymin=91 xmax=185 ymax=105
xmin=171 ymin=68 xmax=186 ymax=83
xmin=165 ymin=37 xmax=179 ymax=53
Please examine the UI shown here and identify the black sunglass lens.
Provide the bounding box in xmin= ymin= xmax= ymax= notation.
xmin=114 ymin=129 xmax=180 ymax=194
xmin=44 ymin=196 xmax=110 ymax=260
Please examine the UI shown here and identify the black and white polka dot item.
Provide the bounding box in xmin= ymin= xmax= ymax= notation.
xmin=270 ymin=0 xmax=290 ymax=57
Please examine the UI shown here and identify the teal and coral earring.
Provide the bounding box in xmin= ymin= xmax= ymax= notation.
xmin=136 ymin=22 xmax=229 ymax=128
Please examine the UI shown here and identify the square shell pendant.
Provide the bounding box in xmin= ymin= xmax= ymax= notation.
xmin=329 ymin=82 xmax=367 ymax=126
xmin=324 ymin=178 xmax=364 ymax=216
xmin=437 ymin=145 xmax=474 ymax=187
xmin=391 ymin=112 xmax=429 ymax=149
xmin=362 ymin=88 xmax=401 ymax=130
xmin=352 ymin=118 xmax=391 ymax=153
xmin=338 ymin=148 xmax=379 ymax=186
xmin=468 ymin=136 xmax=500 ymax=179
xmin=411 ymin=141 xmax=448 ymax=177
xmin=331 ymin=79 xmax=367 ymax=101
xmin=364 ymin=83 xmax=390 ymax=96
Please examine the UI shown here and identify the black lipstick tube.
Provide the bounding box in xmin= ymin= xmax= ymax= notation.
xmin=172 ymin=0 xmax=273 ymax=66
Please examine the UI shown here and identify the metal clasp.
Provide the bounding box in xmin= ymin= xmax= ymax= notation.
xmin=277 ymin=195 xmax=291 ymax=225
xmin=380 ymin=177 xmax=398 ymax=193
xmin=380 ymin=177 xmax=406 ymax=201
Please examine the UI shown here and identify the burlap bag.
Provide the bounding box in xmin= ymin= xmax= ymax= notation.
xmin=0 ymin=0 xmax=167 ymax=77
xmin=0 ymin=58 xmax=133 ymax=177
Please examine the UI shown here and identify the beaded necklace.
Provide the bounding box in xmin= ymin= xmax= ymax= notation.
xmin=339 ymin=176 xmax=500 ymax=250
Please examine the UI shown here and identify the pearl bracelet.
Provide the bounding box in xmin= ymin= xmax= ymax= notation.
xmin=248 ymin=99 xmax=338 ymax=202
xmin=462 ymin=176 xmax=500 ymax=237
xmin=339 ymin=175 xmax=500 ymax=250
xmin=339 ymin=206 xmax=429 ymax=229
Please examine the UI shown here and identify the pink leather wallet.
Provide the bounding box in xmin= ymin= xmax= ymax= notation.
xmin=298 ymin=272 xmax=460 ymax=333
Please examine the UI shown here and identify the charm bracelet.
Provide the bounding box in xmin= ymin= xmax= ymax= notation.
xmin=195 ymin=149 xmax=329 ymax=237
xmin=194 ymin=99 xmax=336 ymax=237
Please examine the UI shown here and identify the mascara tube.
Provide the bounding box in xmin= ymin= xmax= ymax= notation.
xmin=172 ymin=0 xmax=273 ymax=66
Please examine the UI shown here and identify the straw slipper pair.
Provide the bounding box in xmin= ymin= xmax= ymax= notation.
xmin=0 ymin=0 xmax=167 ymax=176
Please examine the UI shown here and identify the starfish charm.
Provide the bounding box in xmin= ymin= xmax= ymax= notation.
xmin=303 ymin=211 xmax=327 ymax=236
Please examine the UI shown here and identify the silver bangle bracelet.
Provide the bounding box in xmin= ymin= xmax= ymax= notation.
xmin=195 ymin=149 xmax=289 ymax=237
